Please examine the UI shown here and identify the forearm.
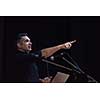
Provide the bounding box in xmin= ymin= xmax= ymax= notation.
xmin=41 ymin=44 xmax=66 ymax=58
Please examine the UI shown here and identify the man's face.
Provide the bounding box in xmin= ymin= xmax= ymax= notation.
xmin=17 ymin=36 xmax=32 ymax=52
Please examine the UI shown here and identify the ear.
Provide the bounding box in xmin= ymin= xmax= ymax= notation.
xmin=17 ymin=42 xmax=21 ymax=48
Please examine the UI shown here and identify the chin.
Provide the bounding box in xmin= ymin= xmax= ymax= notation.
xmin=28 ymin=49 xmax=32 ymax=51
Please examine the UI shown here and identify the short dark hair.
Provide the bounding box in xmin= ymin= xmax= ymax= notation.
xmin=16 ymin=33 xmax=28 ymax=43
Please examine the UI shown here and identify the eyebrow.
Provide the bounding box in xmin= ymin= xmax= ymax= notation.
xmin=24 ymin=39 xmax=30 ymax=42
xmin=20 ymin=37 xmax=30 ymax=42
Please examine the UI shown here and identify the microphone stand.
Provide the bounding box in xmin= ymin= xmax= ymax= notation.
xmin=42 ymin=59 xmax=82 ymax=74
xmin=62 ymin=57 xmax=85 ymax=74
xmin=61 ymin=53 xmax=98 ymax=82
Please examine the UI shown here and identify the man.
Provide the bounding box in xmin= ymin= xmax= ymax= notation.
xmin=16 ymin=33 xmax=75 ymax=83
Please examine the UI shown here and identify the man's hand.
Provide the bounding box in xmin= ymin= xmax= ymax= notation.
xmin=39 ymin=76 xmax=52 ymax=83
xmin=63 ymin=40 xmax=76 ymax=49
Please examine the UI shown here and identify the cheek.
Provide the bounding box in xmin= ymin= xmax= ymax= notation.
xmin=22 ymin=43 xmax=28 ymax=49
xmin=25 ymin=43 xmax=29 ymax=48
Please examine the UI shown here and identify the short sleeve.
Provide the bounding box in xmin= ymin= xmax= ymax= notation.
xmin=16 ymin=50 xmax=42 ymax=63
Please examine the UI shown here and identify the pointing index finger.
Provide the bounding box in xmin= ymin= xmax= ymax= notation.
xmin=70 ymin=40 xmax=76 ymax=44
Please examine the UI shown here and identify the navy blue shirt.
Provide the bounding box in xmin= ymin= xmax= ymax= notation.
xmin=16 ymin=50 xmax=42 ymax=82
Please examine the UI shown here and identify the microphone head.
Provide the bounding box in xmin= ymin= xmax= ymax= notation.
xmin=60 ymin=52 xmax=64 ymax=56
xmin=50 ymin=53 xmax=64 ymax=61
xmin=50 ymin=56 xmax=55 ymax=61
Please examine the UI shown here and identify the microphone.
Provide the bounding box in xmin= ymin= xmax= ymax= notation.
xmin=50 ymin=52 xmax=83 ymax=72
xmin=50 ymin=52 xmax=64 ymax=61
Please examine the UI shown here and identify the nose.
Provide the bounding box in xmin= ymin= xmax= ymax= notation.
xmin=29 ymin=42 xmax=32 ymax=45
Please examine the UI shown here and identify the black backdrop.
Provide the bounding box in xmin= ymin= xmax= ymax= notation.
xmin=0 ymin=16 xmax=100 ymax=82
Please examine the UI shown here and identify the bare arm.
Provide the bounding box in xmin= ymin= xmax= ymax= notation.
xmin=41 ymin=40 xmax=76 ymax=58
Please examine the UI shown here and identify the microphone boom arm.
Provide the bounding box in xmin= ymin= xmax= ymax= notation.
xmin=42 ymin=59 xmax=81 ymax=74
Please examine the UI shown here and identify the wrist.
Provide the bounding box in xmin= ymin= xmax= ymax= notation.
xmin=58 ymin=44 xmax=66 ymax=49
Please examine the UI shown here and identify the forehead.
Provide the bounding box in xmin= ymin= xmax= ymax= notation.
xmin=21 ymin=36 xmax=30 ymax=41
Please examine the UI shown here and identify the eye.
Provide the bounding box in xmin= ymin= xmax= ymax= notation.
xmin=25 ymin=39 xmax=30 ymax=42
xmin=24 ymin=39 xmax=30 ymax=42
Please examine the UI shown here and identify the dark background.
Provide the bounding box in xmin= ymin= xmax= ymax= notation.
xmin=0 ymin=16 xmax=100 ymax=82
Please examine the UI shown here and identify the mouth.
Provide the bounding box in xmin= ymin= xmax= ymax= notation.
xmin=28 ymin=45 xmax=32 ymax=49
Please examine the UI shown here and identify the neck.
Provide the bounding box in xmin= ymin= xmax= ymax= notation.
xmin=17 ymin=48 xmax=30 ymax=53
